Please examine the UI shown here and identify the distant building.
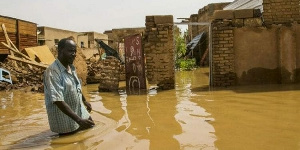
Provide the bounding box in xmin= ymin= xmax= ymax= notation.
xmin=104 ymin=27 xmax=145 ymax=50
xmin=0 ymin=15 xmax=37 ymax=55
xmin=83 ymin=31 xmax=108 ymax=49
xmin=104 ymin=27 xmax=145 ymax=62
xmin=37 ymin=26 xmax=108 ymax=49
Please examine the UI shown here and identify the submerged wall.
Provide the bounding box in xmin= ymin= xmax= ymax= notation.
xmin=234 ymin=27 xmax=280 ymax=85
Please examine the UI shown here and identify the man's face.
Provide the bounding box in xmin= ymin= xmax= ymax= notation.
xmin=61 ymin=40 xmax=77 ymax=65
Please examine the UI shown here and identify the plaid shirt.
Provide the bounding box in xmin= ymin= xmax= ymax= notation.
xmin=44 ymin=59 xmax=90 ymax=134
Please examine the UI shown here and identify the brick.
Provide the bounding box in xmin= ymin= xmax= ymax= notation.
xmin=234 ymin=9 xmax=254 ymax=19
xmin=219 ymin=48 xmax=229 ymax=51
xmin=213 ymin=10 xmax=234 ymax=19
xmin=218 ymin=34 xmax=229 ymax=37
xmin=223 ymin=30 xmax=233 ymax=34
xmin=224 ymin=44 xmax=233 ymax=47
xmin=219 ymin=41 xmax=229 ymax=44
xmin=232 ymin=19 xmax=244 ymax=27
xmin=154 ymin=15 xmax=173 ymax=24
xmin=159 ymin=31 xmax=168 ymax=35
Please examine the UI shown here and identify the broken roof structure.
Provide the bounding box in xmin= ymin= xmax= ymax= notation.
xmin=95 ymin=39 xmax=123 ymax=63
xmin=181 ymin=32 xmax=207 ymax=58
xmin=22 ymin=45 xmax=55 ymax=65
xmin=223 ymin=0 xmax=263 ymax=12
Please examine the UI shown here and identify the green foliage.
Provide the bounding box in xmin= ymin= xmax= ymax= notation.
xmin=175 ymin=34 xmax=186 ymax=59
xmin=176 ymin=58 xmax=196 ymax=71
xmin=175 ymin=29 xmax=196 ymax=71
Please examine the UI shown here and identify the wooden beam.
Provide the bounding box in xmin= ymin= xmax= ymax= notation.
xmin=1 ymin=24 xmax=11 ymax=47
xmin=7 ymin=55 xmax=48 ymax=68
xmin=17 ymin=20 xmax=20 ymax=50
xmin=1 ymin=42 xmax=32 ymax=61
xmin=200 ymin=48 xmax=209 ymax=66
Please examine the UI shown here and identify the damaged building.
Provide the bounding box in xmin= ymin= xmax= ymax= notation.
xmin=37 ymin=26 xmax=108 ymax=49
xmin=0 ymin=15 xmax=38 ymax=61
xmin=186 ymin=0 xmax=300 ymax=86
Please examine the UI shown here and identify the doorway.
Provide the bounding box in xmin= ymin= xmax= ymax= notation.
xmin=174 ymin=22 xmax=212 ymax=86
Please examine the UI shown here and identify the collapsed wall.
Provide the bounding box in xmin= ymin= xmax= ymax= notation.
xmin=87 ymin=56 xmax=120 ymax=91
xmin=0 ymin=57 xmax=45 ymax=92
xmin=144 ymin=15 xmax=175 ymax=90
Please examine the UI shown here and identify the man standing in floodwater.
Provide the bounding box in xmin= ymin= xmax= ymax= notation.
xmin=43 ymin=38 xmax=94 ymax=135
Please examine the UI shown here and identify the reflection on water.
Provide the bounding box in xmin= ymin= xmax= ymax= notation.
xmin=0 ymin=68 xmax=300 ymax=150
xmin=174 ymin=70 xmax=216 ymax=149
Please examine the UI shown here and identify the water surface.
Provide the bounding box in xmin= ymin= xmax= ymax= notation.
xmin=0 ymin=68 xmax=299 ymax=150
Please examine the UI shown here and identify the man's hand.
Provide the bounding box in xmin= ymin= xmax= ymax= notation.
xmin=83 ymin=101 xmax=92 ymax=113
xmin=76 ymin=117 xmax=95 ymax=130
xmin=54 ymin=101 xmax=94 ymax=130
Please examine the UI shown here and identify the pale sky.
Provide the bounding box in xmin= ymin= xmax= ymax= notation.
xmin=0 ymin=0 xmax=233 ymax=33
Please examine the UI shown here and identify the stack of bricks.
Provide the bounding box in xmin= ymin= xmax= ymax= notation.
xmin=263 ymin=0 xmax=300 ymax=25
xmin=212 ymin=20 xmax=236 ymax=87
xmin=97 ymin=56 xmax=120 ymax=92
xmin=144 ymin=15 xmax=175 ymax=90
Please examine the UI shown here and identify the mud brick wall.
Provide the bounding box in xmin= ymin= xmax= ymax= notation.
xmin=97 ymin=56 xmax=120 ymax=92
xmin=263 ymin=0 xmax=300 ymax=25
xmin=212 ymin=20 xmax=236 ymax=87
xmin=212 ymin=9 xmax=265 ymax=87
xmin=144 ymin=15 xmax=175 ymax=90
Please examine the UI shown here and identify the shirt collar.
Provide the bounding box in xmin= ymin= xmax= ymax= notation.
xmin=55 ymin=59 xmax=76 ymax=72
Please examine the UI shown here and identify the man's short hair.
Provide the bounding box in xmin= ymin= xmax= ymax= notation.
xmin=58 ymin=38 xmax=74 ymax=52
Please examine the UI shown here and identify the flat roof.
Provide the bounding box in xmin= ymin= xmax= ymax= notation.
xmin=0 ymin=15 xmax=37 ymax=25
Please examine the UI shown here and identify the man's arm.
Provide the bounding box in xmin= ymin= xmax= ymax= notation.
xmin=54 ymin=101 xmax=94 ymax=129
xmin=82 ymin=95 xmax=92 ymax=113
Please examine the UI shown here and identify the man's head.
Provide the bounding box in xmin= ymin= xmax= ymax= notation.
xmin=57 ymin=38 xmax=77 ymax=66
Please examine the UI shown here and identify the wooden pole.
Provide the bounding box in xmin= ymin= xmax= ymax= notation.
xmin=7 ymin=55 xmax=48 ymax=69
xmin=1 ymin=24 xmax=11 ymax=48
xmin=1 ymin=42 xmax=32 ymax=61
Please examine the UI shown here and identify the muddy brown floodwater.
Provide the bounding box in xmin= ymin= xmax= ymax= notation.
xmin=0 ymin=68 xmax=300 ymax=150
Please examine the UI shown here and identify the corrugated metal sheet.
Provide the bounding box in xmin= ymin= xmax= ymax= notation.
xmin=223 ymin=0 xmax=263 ymax=12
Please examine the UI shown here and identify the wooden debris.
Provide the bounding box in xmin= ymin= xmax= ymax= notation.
xmin=7 ymin=55 xmax=48 ymax=68
xmin=1 ymin=42 xmax=32 ymax=61
xmin=1 ymin=24 xmax=11 ymax=48
xmin=0 ymin=23 xmax=49 ymax=92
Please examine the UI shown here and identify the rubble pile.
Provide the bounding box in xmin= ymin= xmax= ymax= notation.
xmin=86 ymin=57 xmax=102 ymax=84
xmin=73 ymin=49 xmax=88 ymax=85
xmin=87 ymin=56 xmax=120 ymax=91
xmin=0 ymin=58 xmax=45 ymax=92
